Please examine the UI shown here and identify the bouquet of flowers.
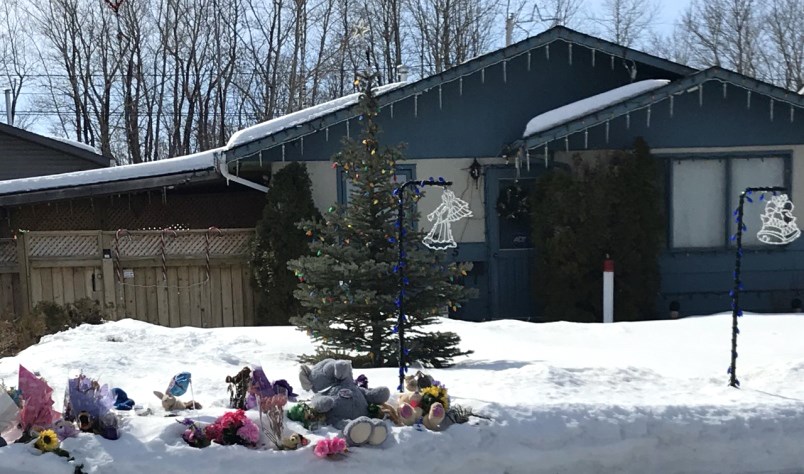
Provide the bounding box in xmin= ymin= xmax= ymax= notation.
xmin=313 ymin=436 xmax=347 ymax=459
xmin=419 ymin=384 xmax=449 ymax=414
xmin=178 ymin=419 xmax=210 ymax=449
xmin=203 ymin=410 xmax=260 ymax=448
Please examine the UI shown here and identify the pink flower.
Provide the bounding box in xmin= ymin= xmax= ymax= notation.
xmin=204 ymin=423 xmax=223 ymax=443
xmin=314 ymin=437 xmax=347 ymax=458
xmin=329 ymin=437 xmax=347 ymax=453
xmin=236 ymin=419 xmax=260 ymax=445
xmin=314 ymin=440 xmax=331 ymax=458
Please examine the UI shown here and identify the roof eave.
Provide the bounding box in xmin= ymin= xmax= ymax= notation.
xmin=0 ymin=169 xmax=220 ymax=207
xmin=0 ymin=122 xmax=112 ymax=167
xmin=517 ymin=67 xmax=804 ymax=149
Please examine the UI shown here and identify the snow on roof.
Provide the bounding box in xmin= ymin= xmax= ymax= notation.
xmin=226 ymin=82 xmax=406 ymax=150
xmin=522 ymin=79 xmax=671 ymax=138
xmin=0 ymin=147 xmax=220 ymax=195
xmin=47 ymin=135 xmax=102 ymax=155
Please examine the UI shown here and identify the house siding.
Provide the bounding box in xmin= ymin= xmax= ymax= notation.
xmin=553 ymin=144 xmax=804 ymax=318
xmin=0 ymin=133 xmax=103 ymax=179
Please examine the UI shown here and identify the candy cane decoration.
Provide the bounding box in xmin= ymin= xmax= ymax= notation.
xmin=160 ymin=228 xmax=178 ymax=283
xmin=205 ymin=227 xmax=222 ymax=281
xmin=113 ymin=229 xmax=130 ymax=283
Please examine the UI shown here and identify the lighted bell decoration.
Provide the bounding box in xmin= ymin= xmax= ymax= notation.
xmin=757 ymin=194 xmax=801 ymax=245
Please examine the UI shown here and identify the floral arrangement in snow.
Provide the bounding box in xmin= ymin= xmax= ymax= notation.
xmin=177 ymin=419 xmax=210 ymax=449
xmin=18 ymin=365 xmax=60 ymax=436
xmin=1 ymin=366 xmax=62 ymax=444
xmin=246 ymin=366 xmax=297 ymax=410
xmin=225 ymin=366 xmax=297 ymax=411
xmin=179 ymin=410 xmax=260 ymax=448
xmin=63 ymin=373 xmax=120 ymax=440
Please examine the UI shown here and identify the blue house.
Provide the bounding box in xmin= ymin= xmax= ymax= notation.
xmin=223 ymin=26 xmax=804 ymax=321
xmin=0 ymin=26 xmax=800 ymax=324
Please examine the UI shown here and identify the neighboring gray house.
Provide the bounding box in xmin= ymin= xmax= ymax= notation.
xmin=0 ymin=122 xmax=111 ymax=179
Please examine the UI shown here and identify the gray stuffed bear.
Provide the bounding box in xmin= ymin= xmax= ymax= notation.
xmin=299 ymin=359 xmax=390 ymax=446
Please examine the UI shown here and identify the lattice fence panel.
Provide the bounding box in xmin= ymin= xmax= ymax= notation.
xmin=115 ymin=231 xmax=252 ymax=257
xmin=0 ymin=240 xmax=17 ymax=263
xmin=29 ymin=234 xmax=99 ymax=257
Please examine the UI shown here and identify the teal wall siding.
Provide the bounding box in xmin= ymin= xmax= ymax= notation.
xmin=556 ymin=81 xmax=803 ymax=152
xmin=252 ymin=41 xmax=682 ymax=163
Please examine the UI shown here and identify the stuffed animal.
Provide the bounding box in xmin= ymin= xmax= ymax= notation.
xmin=153 ymin=391 xmax=201 ymax=411
xmin=281 ymin=432 xmax=310 ymax=450
xmin=298 ymin=359 xmax=390 ymax=447
xmin=397 ymin=371 xmax=447 ymax=431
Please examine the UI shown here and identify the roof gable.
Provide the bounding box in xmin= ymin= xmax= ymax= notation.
xmin=518 ymin=67 xmax=804 ymax=149
xmin=0 ymin=122 xmax=111 ymax=167
xmin=225 ymin=26 xmax=695 ymax=160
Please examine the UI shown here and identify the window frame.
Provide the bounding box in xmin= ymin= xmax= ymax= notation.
xmin=336 ymin=164 xmax=416 ymax=205
xmin=663 ymin=151 xmax=792 ymax=252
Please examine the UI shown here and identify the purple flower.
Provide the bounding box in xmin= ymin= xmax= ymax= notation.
xmin=250 ymin=367 xmax=274 ymax=397
xmin=236 ymin=419 xmax=260 ymax=445
xmin=53 ymin=420 xmax=79 ymax=440
xmin=272 ymin=379 xmax=297 ymax=400
xmin=355 ymin=375 xmax=368 ymax=389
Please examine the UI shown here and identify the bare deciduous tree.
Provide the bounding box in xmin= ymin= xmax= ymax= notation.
xmin=593 ymin=0 xmax=659 ymax=47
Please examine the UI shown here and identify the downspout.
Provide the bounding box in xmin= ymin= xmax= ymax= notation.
xmin=215 ymin=150 xmax=268 ymax=193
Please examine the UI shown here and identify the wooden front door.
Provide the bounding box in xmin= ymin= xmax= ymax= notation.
xmin=486 ymin=166 xmax=541 ymax=320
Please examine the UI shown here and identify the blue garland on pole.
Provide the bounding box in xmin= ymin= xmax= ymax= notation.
xmin=728 ymin=186 xmax=785 ymax=388
xmin=393 ymin=177 xmax=451 ymax=392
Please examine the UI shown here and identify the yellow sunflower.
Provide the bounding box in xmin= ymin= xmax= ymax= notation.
xmin=35 ymin=429 xmax=60 ymax=452
xmin=420 ymin=386 xmax=449 ymax=410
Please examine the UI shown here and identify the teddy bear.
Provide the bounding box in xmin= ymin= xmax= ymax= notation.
xmin=298 ymin=359 xmax=390 ymax=446
xmin=397 ymin=371 xmax=447 ymax=431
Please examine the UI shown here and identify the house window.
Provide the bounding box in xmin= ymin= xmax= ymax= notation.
xmin=670 ymin=155 xmax=788 ymax=249
xmin=337 ymin=164 xmax=415 ymax=204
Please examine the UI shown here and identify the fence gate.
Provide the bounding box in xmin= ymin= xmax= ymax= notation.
xmin=18 ymin=229 xmax=256 ymax=328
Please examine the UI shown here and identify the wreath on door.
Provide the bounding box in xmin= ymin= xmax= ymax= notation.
xmin=496 ymin=184 xmax=530 ymax=221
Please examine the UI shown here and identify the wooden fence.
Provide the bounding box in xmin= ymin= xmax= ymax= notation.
xmin=0 ymin=229 xmax=257 ymax=327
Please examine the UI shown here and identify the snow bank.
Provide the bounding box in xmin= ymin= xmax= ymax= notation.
xmin=0 ymin=148 xmax=221 ymax=195
xmin=226 ymin=83 xmax=406 ymax=150
xmin=523 ymin=79 xmax=670 ymax=138
xmin=2 ymin=314 xmax=804 ymax=473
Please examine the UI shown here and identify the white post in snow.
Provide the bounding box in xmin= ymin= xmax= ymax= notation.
xmin=603 ymin=257 xmax=614 ymax=323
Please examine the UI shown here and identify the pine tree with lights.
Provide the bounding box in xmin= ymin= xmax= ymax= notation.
xmin=288 ymin=71 xmax=474 ymax=368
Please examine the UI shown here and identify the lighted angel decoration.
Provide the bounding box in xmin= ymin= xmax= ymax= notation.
xmin=423 ymin=189 xmax=472 ymax=250
xmin=757 ymin=194 xmax=801 ymax=245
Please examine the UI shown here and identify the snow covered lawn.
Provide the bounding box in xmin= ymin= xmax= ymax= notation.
xmin=2 ymin=314 xmax=804 ymax=473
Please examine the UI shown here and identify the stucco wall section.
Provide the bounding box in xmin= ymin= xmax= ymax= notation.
xmin=287 ymin=157 xmax=505 ymax=244
xmin=406 ymin=157 xmax=504 ymax=243
xmin=272 ymin=161 xmax=338 ymax=213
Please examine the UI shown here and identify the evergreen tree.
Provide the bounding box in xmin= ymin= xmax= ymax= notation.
xmin=252 ymin=162 xmax=320 ymax=325
xmin=530 ymin=138 xmax=664 ymax=322
xmin=288 ymin=72 xmax=474 ymax=368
